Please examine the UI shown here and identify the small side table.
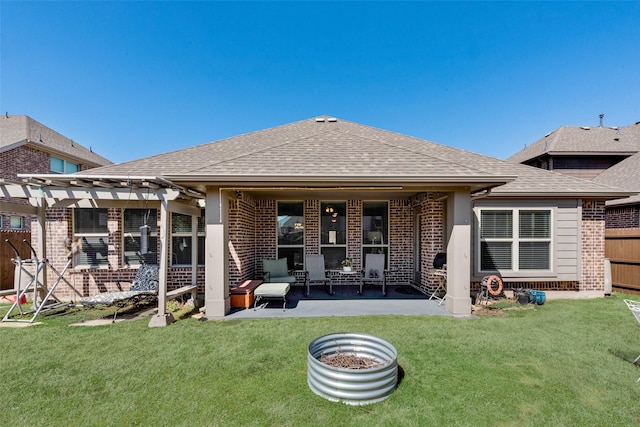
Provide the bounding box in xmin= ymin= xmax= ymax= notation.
xmin=429 ymin=269 xmax=447 ymax=306
xmin=329 ymin=269 xmax=363 ymax=294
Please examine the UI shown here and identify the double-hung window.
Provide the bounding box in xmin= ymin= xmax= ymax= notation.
xmin=277 ymin=201 xmax=304 ymax=271
xmin=171 ymin=210 xmax=205 ymax=266
xmin=479 ymin=208 xmax=552 ymax=272
xmin=320 ymin=202 xmax=347 ymax=270
xmin=362 ymin=202 xmax=389 ymax=267
xmin=74 ymin=208 xmax=109 ymax=268
xmin=123 ymin=209 xmax=157 ymax=265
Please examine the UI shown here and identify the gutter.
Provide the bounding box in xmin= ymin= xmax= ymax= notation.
xmin=470 ymin=188 xmax=492 ymax=201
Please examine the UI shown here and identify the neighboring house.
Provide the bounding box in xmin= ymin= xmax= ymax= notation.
xmin=0 ymin=115 xmax=112 ymax=231
xmin=508 ymin=119 xmax=640 ymax=228
xmin=593 ymin=149 xmax=640 ymax=229
xmin=0 ymin=116 xmax=631 ymax=325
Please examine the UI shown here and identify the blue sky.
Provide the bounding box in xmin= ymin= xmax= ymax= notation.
xmin=2 ymin=1 xmax=639 ymax=164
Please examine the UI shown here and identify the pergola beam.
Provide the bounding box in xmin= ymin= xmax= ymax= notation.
xmin=0 ymin=184 xmax=181 ymax=202
xmin=0 ymin=200 xmax=38 ymax=215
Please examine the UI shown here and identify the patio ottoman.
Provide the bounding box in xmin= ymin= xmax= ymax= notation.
xmin=253 ymin=282 xmax=290 ymax=311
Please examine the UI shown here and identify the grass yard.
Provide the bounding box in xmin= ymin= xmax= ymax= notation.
xmin=1 ymin=294 xmax=639 ymax=426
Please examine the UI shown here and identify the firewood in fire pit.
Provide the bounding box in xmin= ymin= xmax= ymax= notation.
xmin=319 ymin=350 xmax=390 ymax=370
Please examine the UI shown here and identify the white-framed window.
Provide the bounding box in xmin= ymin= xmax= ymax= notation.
xmin=277 ymin=201 xmax=305 ymax=271
xmin=10 ymin=215 xmax=24 ymax=230
xmin=362 ymin=201 xmax=389 ymax=267
xmin=123 ymin=208 xmax=157 ymax=265
xmin=171 ymin=210 xmax=205 ymax=266
xmin=73 ymin=208 xmax=109 ymax=268
xmin=478 ymin=208 xmax=552 ymax=272
xmin=50 ymin=156 xmax=79 ymax=174
xmin=320 ymin=201 xmax=347 ymax=270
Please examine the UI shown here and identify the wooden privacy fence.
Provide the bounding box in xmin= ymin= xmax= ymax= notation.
xmin=605 ymin=228 xmax=640 ymax=294
xmin=0 ymin=231 xmax=32 ymax=291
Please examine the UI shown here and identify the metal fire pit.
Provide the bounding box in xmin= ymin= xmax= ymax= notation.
xmin=307 ymin=332 xmax=398 ymax=406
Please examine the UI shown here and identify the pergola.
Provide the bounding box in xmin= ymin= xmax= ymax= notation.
xmin=1 ymin=174 xmax=203 ymax=327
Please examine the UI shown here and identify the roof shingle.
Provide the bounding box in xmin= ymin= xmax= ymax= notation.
xmin=78 ymin=116 xmax=630 ymax=198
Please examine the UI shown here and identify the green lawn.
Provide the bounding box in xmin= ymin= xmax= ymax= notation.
xmin=1 ymin=295 xmax=639 ymax=426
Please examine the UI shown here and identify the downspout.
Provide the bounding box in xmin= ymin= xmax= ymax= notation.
xmin=470 ymin=188 xmax=492 ymax=201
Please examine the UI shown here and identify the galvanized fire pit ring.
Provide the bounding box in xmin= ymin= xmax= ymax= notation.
xmin=307 ymin=332 xmax=398 ymax=406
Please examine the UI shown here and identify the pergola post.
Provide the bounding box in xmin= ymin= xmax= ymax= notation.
xmin=35 ymin=197 xmax=48 ymax=288
xmin=149 ymin=198 xmax=175 ymax=327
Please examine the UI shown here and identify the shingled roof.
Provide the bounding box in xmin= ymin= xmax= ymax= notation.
xmin=66 ymin=116 xmax=630 ymax=199
xmin=594 ymin=151 xmax=640 ymax=206
xmin=0 ymin=115 xmax=111 ymax=167
xmin=508 ymin=122 xmax=640 ymax=164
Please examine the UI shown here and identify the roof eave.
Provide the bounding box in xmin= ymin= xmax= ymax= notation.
xmin=24 ymin=140 xmax=110 ymax=167
xmin=545 ymin=151 xmax=638 ymax=156
xmin=605 ymin=195 xmax=640 ymax=207
xmin=488 ymin=190 xmax=637 ymax=200
xmin=0 ymin=139 xmax=28 ymax=154
xmin=166 ymin=174 xmax=517 ymax=185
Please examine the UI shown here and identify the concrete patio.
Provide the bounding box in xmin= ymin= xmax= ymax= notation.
xmin=217 ymin=284 xmax=454 ymax=320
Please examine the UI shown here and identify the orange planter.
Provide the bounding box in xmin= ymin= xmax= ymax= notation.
xmin=229 ymin=280 xmax=263 ymax=309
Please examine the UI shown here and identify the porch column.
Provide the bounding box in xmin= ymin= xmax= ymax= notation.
xmin=445 ymin=190 xmax=472 ymax=315
xmin=205 ymin=187 xmax=230 ymax=317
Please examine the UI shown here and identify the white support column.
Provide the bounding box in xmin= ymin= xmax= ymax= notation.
xmin=33 ymin=198 xmax=47 ymax=278
xmin=445 ymin=190 xmax=472 ymax=315
xmin=35 ymin=197 xmax=48 ymax=288
xmin=205 ymin=188 xmax=230 ymax=317
xmin=149 ymin=198 xmax=175 ymax=327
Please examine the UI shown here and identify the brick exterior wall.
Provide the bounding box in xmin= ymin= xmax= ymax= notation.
xmin=410 ymin=194 xmax=446 ymax=294
xmin=0 ymin=146 xmax=50 ymax=178
xmin=581 ymin=200 xmax=606 ymax=292
xmin=228 ymin=192 xmax=257 ymax=286
xmin=389 ymin=199 xmax=413 ymax=286
xmin=606 ymin=206 xmax=640 ymax=229
xmin=250 ymin=198 xmax=421 ymax=288
xmin=304 ymin=200 xmax=319 ymax=254
xmin=0 ymin=146 xmax=49 ymax=233
xmin=255 ymin=199 xmax=277 ymax=279
xmin=29 ymin=194 xmax=609 ymax=301
xmin=347 ymin=200 xmax=362 ymax=270
xmin=32 ymin=206 xmax=206 ymax=299
xmin=469 ymin=280 xmax=578 ymax=292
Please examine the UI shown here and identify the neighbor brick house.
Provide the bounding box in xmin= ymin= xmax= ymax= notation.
xmin=1 ymin=116 xmax=631 ymax=325
xmin=0 ymin=115 xmax=112 ymax=231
